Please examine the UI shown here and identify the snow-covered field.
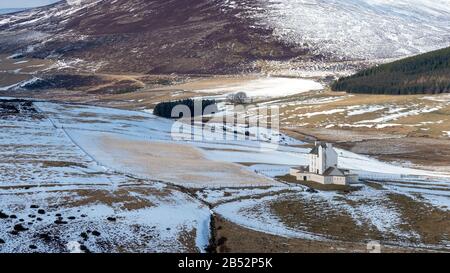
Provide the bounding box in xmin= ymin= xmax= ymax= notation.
xmin=197 ymin=77 xmax=324 ymax=99
xmin=0 ymin=185 xmax=211 ymax=253
xmin=0 ymin=100 xmax=211 ymax=253
xmin=34 ymin=100 xmax=450 ymax=185
xmin=1 ymin=98 xmax=449 ymax=252
xmin=213 ymin=185 xmax=431 ymax=247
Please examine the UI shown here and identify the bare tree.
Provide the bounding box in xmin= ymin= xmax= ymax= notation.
xmin=227 ymin=92 xmax=249 ymax=104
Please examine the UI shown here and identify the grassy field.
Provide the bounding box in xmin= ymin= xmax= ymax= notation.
xmin=212 ymin=215 xmax=426 ymax=253
xmin=273 ymin=90 xmax=450 ymax=139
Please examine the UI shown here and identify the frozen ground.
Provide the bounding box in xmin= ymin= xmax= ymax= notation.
xmin=1 ymin=98 xmax=449 ymax=252
xmin=34 ymin=100 xmax=450 ymax=185
xmin=34 ymin=99 xmax=450 ymax=207
xmin=196 ymin=77 xmax=324 ymax=99
xmin=0 ymin=185 xmax=211 ymax=253
xmin=212 ymin=184 xmax=448 ymax=249
xmin=0 ymin=99 xmax=211 ymax=253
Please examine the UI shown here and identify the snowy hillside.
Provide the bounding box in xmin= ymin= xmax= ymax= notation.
xmin=220 ymin=0 xmax=450 ymax=59
xmin=0 ymin=0 xmax=302 ymax=74
xmin=0 ymin=0 xmax=449 ymax=72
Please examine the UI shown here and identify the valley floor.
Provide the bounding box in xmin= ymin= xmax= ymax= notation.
xmin=0 ymin=98 xmax=448 ymax=253
xmin=0 ymin=55 xmax=449 ymax=253
xmin=1 ymin=53 xmax=448 ymax=172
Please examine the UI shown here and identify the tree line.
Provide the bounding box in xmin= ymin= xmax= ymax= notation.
xmin=331 ymin=46 xmax=450 ymax=95
xmin=153 ymin=99 xmax=217 ymax=118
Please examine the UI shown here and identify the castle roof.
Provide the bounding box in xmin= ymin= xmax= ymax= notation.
xmin=309 ymin=142 xmax=327 ymax=155
xmin=323 ymin=167 xmax=346 ymax=176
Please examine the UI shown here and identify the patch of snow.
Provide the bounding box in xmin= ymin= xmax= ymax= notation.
xmin=13 ymin=60 xmax=29 ymax=64
xmin=6 ymin=53 xmax=23 ymax=59
xmin=356 ymin=106 xmax=443 ymax=124
xmin=347 ymin=105 xmax=385 ymax=116
xmin=421 ymin=94 xmax=450 ymax=103
xmin=197 ymin=186 xmax=291 ymax=204
xmin=299 ymin=108 xmax=346 ymax=118
xmin=375 ymin=123 xmax=402 ymax=129
xmin=197 ymin=77 xmax=323 ymax=99
xmin=66 ymin=241 xmax=84 ymax=253
xmin=0 ymin=77 xmax=41 ymax=91
xmin=214 ymin=194 xmax=325 ymax=240
xmin=248 ymin=164 xmax=294 ymax=178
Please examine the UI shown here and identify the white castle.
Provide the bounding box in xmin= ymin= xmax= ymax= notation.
xmin=290 ymin=142 xmax=358 ymax=186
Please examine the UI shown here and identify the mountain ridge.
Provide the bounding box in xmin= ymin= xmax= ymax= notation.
xmin=0 ymin=0 xmax=311 ymax=74
xmin=0 ymin=0 xmax=450 ymax=74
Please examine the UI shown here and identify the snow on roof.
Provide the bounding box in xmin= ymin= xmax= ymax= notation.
xmin=323 ymin=167 xmax=346 ymax=177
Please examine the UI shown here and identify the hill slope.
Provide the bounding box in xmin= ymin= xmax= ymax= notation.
xmin=0 ymin=0 xmax=307 ymax=74
xmin=331 ymin=47 xmax=450 ymax=95
xmin=1 ymin=0 xmax=450 ymax=74
xmin=249 ymin=0 xmax=450 ymax=60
